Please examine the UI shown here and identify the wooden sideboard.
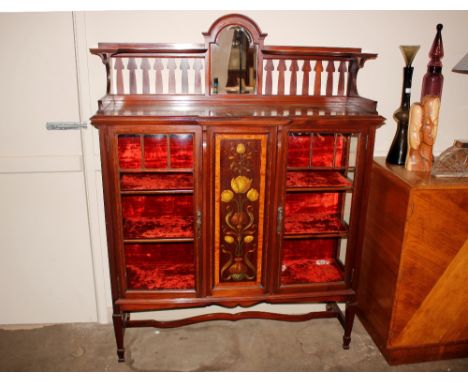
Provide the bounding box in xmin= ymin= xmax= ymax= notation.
xmin=358 ymin=158 xmax=468 ymax=365
xmin=90 ymin=14 xmax=384 ymax=362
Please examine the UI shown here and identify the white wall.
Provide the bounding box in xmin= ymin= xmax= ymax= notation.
xmin=1 ymin=11 xmax=467 ymax=325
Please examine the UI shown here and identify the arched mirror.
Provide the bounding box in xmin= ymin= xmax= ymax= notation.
xmin=211 ymin=26 xmax=257 ymax=94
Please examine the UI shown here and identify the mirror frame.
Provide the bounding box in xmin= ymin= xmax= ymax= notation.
xmin=203 ymin=14 xmax=267 ymax=96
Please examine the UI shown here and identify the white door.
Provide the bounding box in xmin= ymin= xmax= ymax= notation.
xmin=0 ymin=12 xmax=106 ymax=324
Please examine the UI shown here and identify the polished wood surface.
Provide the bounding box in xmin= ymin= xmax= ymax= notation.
xmin=358 ymin=158 xmax=468 ymax=364
xmin=90 ymin=14 xmax=384 ymax=362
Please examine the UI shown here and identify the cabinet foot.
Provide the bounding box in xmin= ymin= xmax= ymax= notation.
xmin=113 ymin=312 xmax=126 ymax=363
xmin=342 ymin=302 xmax=357 ymax=350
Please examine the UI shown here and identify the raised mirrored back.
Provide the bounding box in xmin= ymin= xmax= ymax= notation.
xmin=211 ymin=26 xmax=257 ymax=95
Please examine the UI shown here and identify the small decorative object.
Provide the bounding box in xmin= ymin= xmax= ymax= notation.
xmin=421 ymin=24 xmax=444 ymax=99
xmin=432 ymin=140 xmax=468 ymax=177
xmin=405 ymin=95 xmax=441 ymax=172
xmin=386 ymin=45 xmax=420 ymax=165
xmin=405 ymin=24 xmax=444 ymax=172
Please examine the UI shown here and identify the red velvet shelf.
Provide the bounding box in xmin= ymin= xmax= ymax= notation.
xmin=284 ymin=192 xmax=347 ymax=235
xmin=281 ymin=239 xmax=343 ymax=285
xmin=281 ymin=259 xmax=343 ymax=284
xmin=125 ymin=243 xmax=195 ymax=290
xmin=286 ymin=171 xmax=352 ymax=190
xmin=284 ymin=214 xmax=347 ymax=235
xmin=122 ymin=195 xmax=194 ymax=239
xmin=120 ymin=173 xmax=194 ymax=191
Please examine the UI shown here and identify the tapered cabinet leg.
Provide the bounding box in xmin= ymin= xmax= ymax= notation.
xmin=342 ymin=302 xmax=357 ymax=350
xmin=112 ymin=313 xmax=126 ymax=362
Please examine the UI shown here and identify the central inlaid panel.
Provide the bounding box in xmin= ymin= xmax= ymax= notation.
xmin=214 ymin=134 xmax=267 ymax=286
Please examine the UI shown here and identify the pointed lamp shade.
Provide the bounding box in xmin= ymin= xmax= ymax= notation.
xmin=453 ymin=52 xmax=468 ymax=74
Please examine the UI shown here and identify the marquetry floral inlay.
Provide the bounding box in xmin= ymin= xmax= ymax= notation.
xmin=220 ymin=143 xmax=259 ymax=281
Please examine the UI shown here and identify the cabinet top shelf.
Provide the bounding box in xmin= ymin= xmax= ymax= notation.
xmin=92 ymin=97 xmax=383 ymax=121
xmin=90 ymin=13 xmax=383 ymax=120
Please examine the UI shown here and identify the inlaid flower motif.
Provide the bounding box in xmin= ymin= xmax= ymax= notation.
xmin=243 ymin=235 xmax=254 ymax=243
xmin=236 ymin=143 xmax=246 ymax=154
xmin=246 ymin=188 xmax=259 ymax=202
xmin=231 ymin=176 xmax=252 ymax=194
xmin=224 ymin=235 xmax=235 ymax=244
xmin=221 ymin=189 xmax=234 ymax=203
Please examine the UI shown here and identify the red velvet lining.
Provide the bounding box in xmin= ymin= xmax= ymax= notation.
xmin=144 ymin=135 xmax=168 ymax=168
xmin=284 ymin=193 xmax=345 ymax=234
xmin=122 ymin=195 xmax=194 ymax=238
xmin=311 ymin=134 xmax=344 ymax=167
xmin=120 ymin=174 xmax=194 ymax=191
xmin=287 ymin=133 xmax=346 ymax=168
xmin=170 ymin=134 xmax=194 ymax=168
xmin=125 ymin=243 xmax=195 ymax=289
xmin=286 ymin=171 xmax=352 ymax=188
xmin=287 ymin=134 xmax=311 ymax=167
xmin=281 ymin=239 xmax=343 ymax=284
xmin=118 ymin=135 xmax=141 ymax=169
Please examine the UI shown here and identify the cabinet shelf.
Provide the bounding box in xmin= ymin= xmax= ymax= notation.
xmin=121 ymin=190 xmax=193 ymax=195
xmin=281 ymin=258 xmax=344 ymax=285
xmin=286 ymin=170 xmax=352 ymax=192
xmin=284 ymin=215 xmax=348 ymax=237
xmin=120 ymin=168 xmax=193 ymax=174
xmin=120 ymin=173 xmax=194 ymax=192
xmin=124 ymin=238 xmax=194 ymax=244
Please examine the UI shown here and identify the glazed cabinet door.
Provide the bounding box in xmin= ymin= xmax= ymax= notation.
xmin=206 ymin=126 xmax=277 ymax=297
xmin=275 ymin=127 xmax=365 ymax=293
xmin=110 ymin=125 xmax=202 ymax=298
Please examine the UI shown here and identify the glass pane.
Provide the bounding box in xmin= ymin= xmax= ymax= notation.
xmin=348 ymin=135 xmax=359 ymax=167
xmin=170 ymin=134 xmax=193 ymax=168
xmin=121 ymin=195 xmax=194 ymax=239
xmin=286 ymin=171 xmax=352 ymax=189
xmin=211 ymin=26 xmax=257 ymax=94
xmin=125 ymin=243 xmax=195 ymax=290
xmin=311 ymin=133 xmax=336 ymax=167
xmin=287 ymin=133 xmax=310 ymax=167
xmin=118 ymin=135 xmax=141 ymax=169
xmin=144 ymin=134 xmax=168 ymax=169
xmin=281 ymin=238 xmax=344 ymax=285
xmin=284 ymin=193 xmax=346 ymax=235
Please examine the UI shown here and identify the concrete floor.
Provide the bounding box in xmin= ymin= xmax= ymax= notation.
xmin=0 ymin=318 xmax=467 ymax=371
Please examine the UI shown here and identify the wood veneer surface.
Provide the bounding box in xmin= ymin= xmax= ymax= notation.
xmin=358 ymin=158 xmax=468 ymax=365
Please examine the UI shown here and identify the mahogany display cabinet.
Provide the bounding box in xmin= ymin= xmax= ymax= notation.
xmin=90 ymin=14 xmax=384 ymax=362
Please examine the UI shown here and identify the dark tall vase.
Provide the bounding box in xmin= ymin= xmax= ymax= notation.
xmin=386 ymin=46 xmax=420 ymax=165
